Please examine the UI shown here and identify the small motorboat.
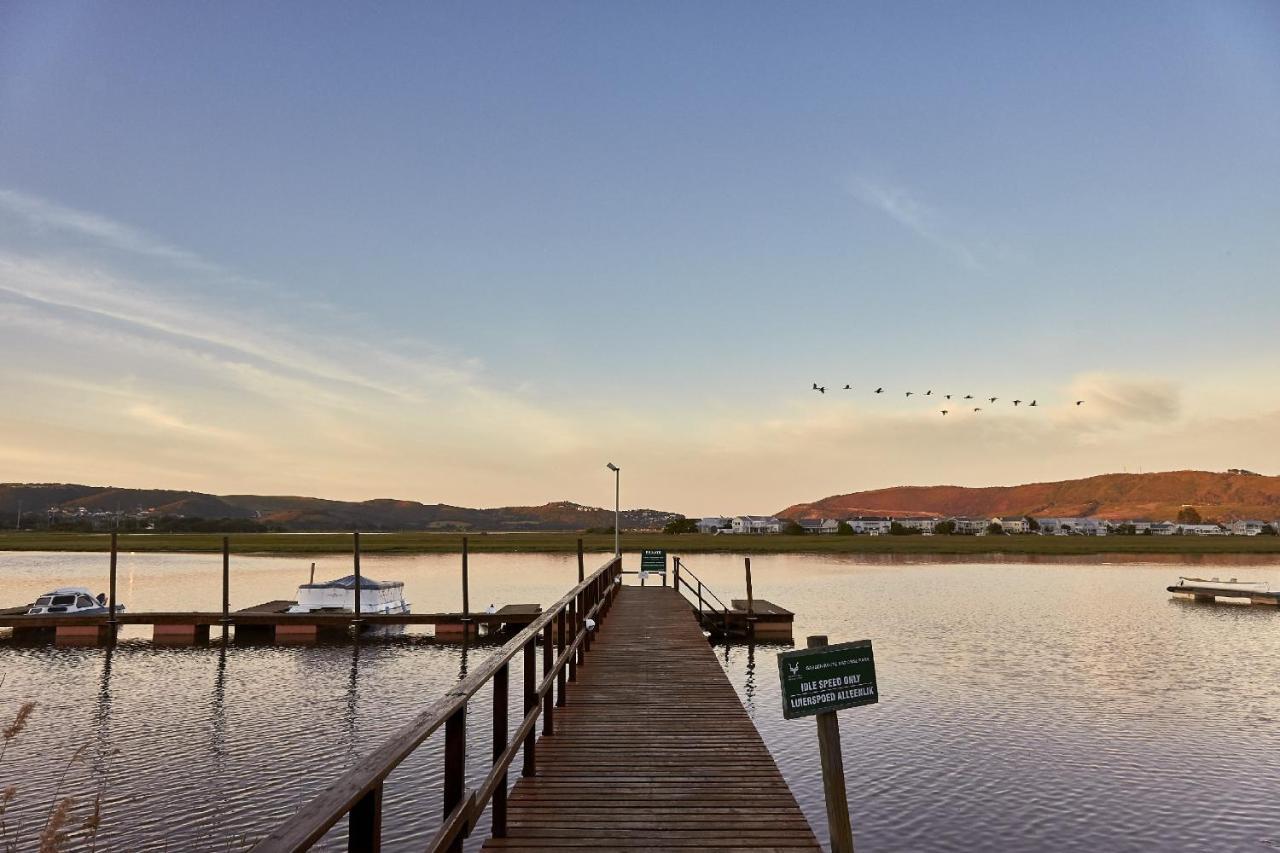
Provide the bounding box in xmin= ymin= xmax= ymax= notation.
xmin=287 ymin=575 xmax=409 ymax=615
xmin=26 ymin=587 xmax=125 ymax=615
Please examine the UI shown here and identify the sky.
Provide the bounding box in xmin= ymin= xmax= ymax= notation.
xmin=2 ymin=2 xmax=1279 ymax=516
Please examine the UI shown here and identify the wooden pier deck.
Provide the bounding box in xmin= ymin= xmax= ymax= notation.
xmin=483 ymin=585 xmax=820 ymax=852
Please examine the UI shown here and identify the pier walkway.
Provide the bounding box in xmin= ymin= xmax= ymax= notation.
xmin=484 ymin=585 xmax=820 ymax=851
xmin=250 ymin=556 xmax=817 ymax=853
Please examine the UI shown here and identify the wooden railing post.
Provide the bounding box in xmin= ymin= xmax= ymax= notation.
xmin=522 ymin=638 xmax=537 ymax=776
xmin=542 ymin=621 xmax=554 ymax=736
xmin=443 ymin=707 xmax=467 ymax=853
xmin=491 ymin=662 xmax=509 ymax=837
xmin=461 ymin=536 xmax=471 ymax=639
xmin=567 ymin=599 xmax=577 ymax=683
xmin=349 ymin=783 xmax=382 ymax=852
xmin=673 ymin=557 xmax=680 ymax=595
xmin=745 ymin=556 xmax=756 ymax=641
xmin=555 ymin=607 xmax=567 ymax=706
xmin=697 ymin=580 xmax=705 ymax=625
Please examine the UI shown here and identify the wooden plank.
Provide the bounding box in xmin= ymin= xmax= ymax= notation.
xmin=482 ymin=586 xmax=819 ymax=852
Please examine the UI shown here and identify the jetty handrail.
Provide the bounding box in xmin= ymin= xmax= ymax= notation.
xmin=250 ymin=555 xmax=623 ymax=853
xmin=672 ymin=557 xmax=730 ymax=632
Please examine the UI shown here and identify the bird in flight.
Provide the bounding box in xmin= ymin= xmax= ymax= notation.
xmin=1076 ymin=400 xmax=1085 ymax=406
xmin=875 ymin=387 xmax=883 ymax=394
xmin=963 ymin=394 xmax=973 ymax=400
xmin=1012 ymin=399 xmax=1022 ymax=406
xmin=1029 ymin=400 xmax=1037 ymax=407
xmin=925 ymin=390 xmax=932 ymax=396
xmin=816 ymin=386 xmax=826 ymax=394
xmin=945 ymin=394 xmax=952 ymax=400
xmin=973 ymin=407 xmax=982 ymax=412
xmin=940 ymin=410 xmax=949 ymax=416
xmin=843 ymin=384 xmax=852 ymax=390
xmin=905 ymin=391 xmax=914 ymax=397
xmin=988 ymin=397 xmax=998 ymax=403
xmin=812 ymin=383 xmax=819 ymax=390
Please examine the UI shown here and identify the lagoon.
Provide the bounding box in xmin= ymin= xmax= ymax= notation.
xmin=1 ymin=551 xmax=1278 ymax=851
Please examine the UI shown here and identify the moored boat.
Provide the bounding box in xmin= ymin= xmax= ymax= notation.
xmin=26 ymin=587 xmax=125 ymax=615
xmin=287 ymin=575 xmax=409 ymax=615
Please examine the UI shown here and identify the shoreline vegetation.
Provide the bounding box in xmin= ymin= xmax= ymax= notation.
xmin=4 ymin=531 xmax=1280 ymax=556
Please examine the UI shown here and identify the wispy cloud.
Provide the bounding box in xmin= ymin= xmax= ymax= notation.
xmin=0 ymin=188 xmax=223 ymax=274
xmin=847 ymin=176 xmax=985 ymax=271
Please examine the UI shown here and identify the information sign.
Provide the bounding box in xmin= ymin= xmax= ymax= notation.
xmin=776 ymin=639 xmax=877 ymax=720
xmin=639 ymin=549 xmax=667 ymax=575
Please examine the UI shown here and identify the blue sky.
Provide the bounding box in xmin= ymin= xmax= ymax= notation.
xmin=2 ymin=2 xmax=1279 ymax=514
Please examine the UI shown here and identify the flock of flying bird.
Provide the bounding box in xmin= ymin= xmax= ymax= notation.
xmin=810 ymin=383 xmax=1085 ymax=415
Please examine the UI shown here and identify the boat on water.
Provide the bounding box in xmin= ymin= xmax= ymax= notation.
xmin=1174 ymin=576 xmax=1273 ymax=595
xmin=287 ymin=575 xmax=410 ymax=615
xmin=26 ymin=587 xmax=125 ymax=615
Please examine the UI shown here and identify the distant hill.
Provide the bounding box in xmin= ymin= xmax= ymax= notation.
xmin=0 ymin=483 xmax=680 ymax=532
xmin=777 ymin=470 xmax=1280 ymax=523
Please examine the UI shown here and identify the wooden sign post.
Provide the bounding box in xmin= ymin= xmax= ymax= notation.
xmin=777 ymin=636 xmax=878 ymax=853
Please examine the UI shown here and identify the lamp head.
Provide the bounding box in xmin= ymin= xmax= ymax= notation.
xmin=606 ymin=463 xmax=619 ymax=472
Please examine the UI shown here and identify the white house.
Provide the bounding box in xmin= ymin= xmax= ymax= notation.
xmin=951 ymin=517 xmax=988 ymax=535
xmin=1229 ymin=519 xmax=1267 ymax=536
xmin=697 ymin=517 xmax=731 ymax=534
xmin=846 ymin=516 xmax=892 ymax=535
xmin=1150 ymin=522 xmax=1178 ymax=536
xmin=731 ymin=515 xmax=784 ymax=535
xmin=1178 ymin=523 xmax=1226 ymax=536
xmin=797 ymin=518 xmax=841 ymax=535
xmin=893 ymin=516 xmax=937 ymax=533
xmin=993 ymin=516 xmax=1028 ymax=534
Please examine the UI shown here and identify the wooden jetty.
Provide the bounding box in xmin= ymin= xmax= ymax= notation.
xmin=1168 ymin=582 xmax=1280 ymax=606
xmin=485 ymin=585 xmax=819 ymax=851
xmin=249 ymin=555 xmax=818 ymax=853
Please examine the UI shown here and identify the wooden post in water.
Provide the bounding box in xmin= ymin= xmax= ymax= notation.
xmin=745 ymin=556 xmax=756 ymax=640
xmin=461 ymin=536 xmax=471 ymax=637
xmin=221 ymin=536 xmax=230 ymax=623
xmin=107 ymin=531 xmax=119 ymax=630
xmin=809 ymin=634 xmax=855 ymax=853
xmin=352 ymin=531 xmax=362 ymax=626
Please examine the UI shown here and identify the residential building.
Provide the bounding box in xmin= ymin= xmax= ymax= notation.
xmin=1229 ymin=519 xmax=1267 ymax=536
xmin=731 ymin=515 xmax=784 ymax=535
xmin=846 ymin=516 xmax=892 ymax=535
xmin=994 ymin=516 xmax=1028 ymax=534
xmin=893 ymin=516 xmax=937 ymax=533
xmin=697 ymin=516 xmax=731 ymax=534
xmin=951 ymin=517 xmax=988 ymax=535
xmin=797 ymin=518 xmax=841 ymax=535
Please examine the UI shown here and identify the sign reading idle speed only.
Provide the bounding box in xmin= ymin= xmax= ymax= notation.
xmin=776 ymin=640 xmax=878 ymax=720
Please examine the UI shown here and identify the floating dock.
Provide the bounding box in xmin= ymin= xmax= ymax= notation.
xmin=1168 ymin=583 xmax=1279 ymax=606
xmin=0 ymin=603 xmax=542 ymax=644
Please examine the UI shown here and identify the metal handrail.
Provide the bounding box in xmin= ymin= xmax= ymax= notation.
xmin=672 ymin=557 xmax=731 ymax=634
xmin=250 ymin=555 xmax=623 ymax=853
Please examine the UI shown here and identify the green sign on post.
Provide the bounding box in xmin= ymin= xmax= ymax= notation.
xmin=777 ymin=639 xmax=877 ymax=720
xmin=639 ymin=549 xmax=667 ymax=574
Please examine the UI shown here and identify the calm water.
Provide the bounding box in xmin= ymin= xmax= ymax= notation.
xmin=1 ymin=550 xmax=1279 ymax=852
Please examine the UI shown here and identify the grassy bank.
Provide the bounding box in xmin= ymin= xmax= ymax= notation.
xmin=3 ymin=531 xmax=1280 ymax=556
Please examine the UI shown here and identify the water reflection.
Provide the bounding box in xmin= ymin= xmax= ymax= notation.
xmin=1 ymin=551 xmax=1278 ymax=852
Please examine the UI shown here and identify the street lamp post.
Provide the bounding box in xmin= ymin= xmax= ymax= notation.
xmin=606 ymin=463 xmax=620 ymax=556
